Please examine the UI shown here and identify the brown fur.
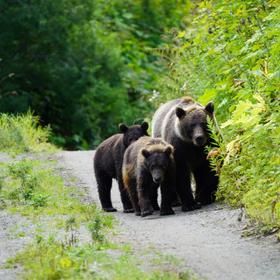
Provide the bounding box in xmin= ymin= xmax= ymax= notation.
xmin=94 ymin=122 xmax=148 ymax=212
xmin=122 ymin=164 xmax=134 ymax=190
xmin=181 ymin=96 xmax=194 ymax=104
xmin=122 ymin=136 xmax=176 ymax=217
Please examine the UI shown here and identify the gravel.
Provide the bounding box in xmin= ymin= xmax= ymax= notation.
xmin=0 ymin=212 xmax=34 ymax=280
xmin=57 ymin=150 xmax=280 ymax=280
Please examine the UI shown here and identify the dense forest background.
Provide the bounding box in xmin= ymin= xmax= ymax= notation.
xmin=0 ymin=0 xmax=279 ymax=233
xmin=0 ymin=0 xmax=188 ymax=149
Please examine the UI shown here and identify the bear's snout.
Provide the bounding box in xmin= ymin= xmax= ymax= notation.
xmin=194 ymin=135 xmax=206 ymax=146
xmin=151 ymin=169 xmax=164 ymax=184
xmin=192 ymin=125 xmax=207 ymax=146
xmin=153 ymin=177 xmax=162 ymax=184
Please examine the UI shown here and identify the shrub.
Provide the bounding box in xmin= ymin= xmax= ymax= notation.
xmin=0 ymin=112 xmax=54 ymax=154
xmin=154 ymin=0 xmax=280 ymax=233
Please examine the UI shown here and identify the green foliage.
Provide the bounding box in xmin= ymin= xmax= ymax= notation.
xmin=0 ymin=0 xmax=189 ymax=149
xmin=9 ymin=236 xmax=195 ymax=280
xmin=1 ymin=159 xmax=192 ymax=278
xmin=0 ymin=159 xmax=111 ymax=227
xmin=87 ymin=210 xmax=113 ymax=243
xmin=155 ymin=0 xmax=280 ymax=233
xmin=0 ymin=112 xmax=55 ymax=154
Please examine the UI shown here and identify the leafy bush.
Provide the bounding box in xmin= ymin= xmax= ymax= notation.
xmin=154 ymin=0 xmax=280 ymax=233
xmin=0 ymin=112 xmax=54 ymax=154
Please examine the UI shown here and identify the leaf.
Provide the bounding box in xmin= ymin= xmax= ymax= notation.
xmin=177 ymin=31 xmax=186 ymax=38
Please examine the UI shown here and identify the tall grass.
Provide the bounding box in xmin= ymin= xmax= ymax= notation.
xmin=0 ymin=112 xmax=55 ymax=154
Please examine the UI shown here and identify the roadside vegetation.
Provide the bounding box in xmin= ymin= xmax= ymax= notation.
xmin=154 ymin=0 xmax=280 ymax=236
xmin=0 ymin=112 xmax=55 ymax=155
xmin=0 ymin=115 xmax=195 ymax=279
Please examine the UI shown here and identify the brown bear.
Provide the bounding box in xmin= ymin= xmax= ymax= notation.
xmin=94 ymin=122 xmax=148 ymax=212
xmin=122 ymin=136 xmax=176 ymax=217
xmin=152 ymin=97 xmax=218 ymax=210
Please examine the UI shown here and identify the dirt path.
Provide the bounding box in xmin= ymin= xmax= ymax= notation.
xmin=58 ymin=151 xmax=280 ymax=280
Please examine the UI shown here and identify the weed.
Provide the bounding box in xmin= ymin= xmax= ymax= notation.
xmin=9 ymin=236 xmax=196 ymax=280
xmin=0 ymin=112 xmax=56 ymax=155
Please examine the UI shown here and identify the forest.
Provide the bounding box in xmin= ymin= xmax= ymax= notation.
xmin=0 ymin=0 xmax=279 ymax=278
xmin=0 ymin=0 xmax=188 ymax=148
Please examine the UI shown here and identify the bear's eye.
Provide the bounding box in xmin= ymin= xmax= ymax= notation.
xmin=200 ymin=122 xmax=207 ymax=128
xmin=190 ymin=124 xmax=196 ymax=129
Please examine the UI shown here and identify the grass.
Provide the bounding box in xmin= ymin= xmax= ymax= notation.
xmin=0 ymin=112 xmax=56 ymax=155
xmin=7 ymin=237 xmax=196 ymax=280
xmin=0 ymin=158 xmax=196 ymax=279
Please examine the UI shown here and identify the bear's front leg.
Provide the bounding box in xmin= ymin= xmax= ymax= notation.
xmin=137 ymin=175 xmax=153 ymax=217
xmin=151 ymin=185 xmax=160 ymax=211
xmin=117 ymin=176 xmax=134 ymax=213
xmin=193 ymin=163 xmax=218 ymax=205
xmin=176 ymin=163 xmax=200 ymax=211
xmin=160 ymin=169 xmax=175 ymax=216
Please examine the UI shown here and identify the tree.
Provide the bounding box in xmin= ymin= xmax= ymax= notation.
xmin=0 ymin=0 xmax=189 ymax=148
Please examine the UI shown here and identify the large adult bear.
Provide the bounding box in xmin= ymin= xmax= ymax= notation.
xmin=94 ymin=122 xmax=148 ymax=212
xmin=152 ymin=97 xmax=218 ymax=211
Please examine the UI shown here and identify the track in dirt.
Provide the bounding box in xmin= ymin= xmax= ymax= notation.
xmin=58 ymin=151 xmax=280 ymax=280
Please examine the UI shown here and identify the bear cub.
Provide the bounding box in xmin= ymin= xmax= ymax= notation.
xmin=122 ymin=136 xmax=176 ymax=217
xmin=94 ymin=122 xmax=148 ymax=212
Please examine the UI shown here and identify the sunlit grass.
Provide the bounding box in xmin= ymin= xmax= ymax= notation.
xmin=0 ymin=112 xmax=56 ymax=155
xmin=8 ymin=237 xmax=196 ymax=280
xmin=1 ymin=159 xmax=194 ymax=279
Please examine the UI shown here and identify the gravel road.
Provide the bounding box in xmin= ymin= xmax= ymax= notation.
xmin=57 ymin=150 xmax=280 ymax=280
xmin=59 ymin=151 xmax=280 ymax=280
xmin=0 ymin=154 xmax=35 ymax=280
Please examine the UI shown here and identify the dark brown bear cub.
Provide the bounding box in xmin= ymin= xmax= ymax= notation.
xmin=122 ymin=136 xmax=175 ymax=217
xmin=94 ymin=122 xmax=148 ymax=212
xmin=152 ymin=97 xmax=218 ymax=211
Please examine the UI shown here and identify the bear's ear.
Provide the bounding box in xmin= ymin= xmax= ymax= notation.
xmin=141 ymin=149 xmax=150 ymax=158
xmin=119 ymin=123 xmax=128 ymax=133
xmin=175 ymin=107 xmax=186 ymax=119
xmin=141 ymin=121 xmax=149 ymax=131
xmin=164 ymin=145 xmax=173 ymax=157
xmin=205 ymin=101 xmax=214 ymax=115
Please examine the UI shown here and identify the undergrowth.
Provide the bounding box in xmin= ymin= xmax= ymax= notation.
xmin=154 ymin=0 xmax=280 ymax=237
xmin=7 ymin=237 xmax=195 ymax=280
xmin=0 ymin=160 xmax=104 ymax=222
xmin=0 ymin=112 xmax=56 ymax=155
